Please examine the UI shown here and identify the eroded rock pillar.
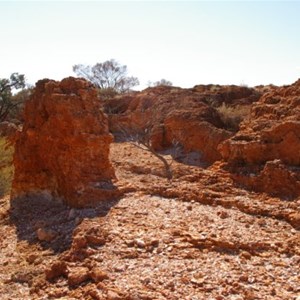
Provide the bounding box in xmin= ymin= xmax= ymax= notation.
xmin=12 ymin=77 xmax=118 ymax=207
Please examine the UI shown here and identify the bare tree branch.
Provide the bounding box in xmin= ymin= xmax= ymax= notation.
xmin=118 ymin=124 xmax=176 ymax=180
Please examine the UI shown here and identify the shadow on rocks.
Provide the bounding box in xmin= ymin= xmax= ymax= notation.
xmin=9 ymin=193 xmax=120 ymax=254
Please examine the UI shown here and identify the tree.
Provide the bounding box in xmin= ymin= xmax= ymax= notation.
xmin=147 ymin=79 xmax=173 ymax=87
xmin=0 ymin=73 xmax=26 ymax=122
xmin=9 ymin=86 xmax=33 ymax=122
xmin=73 ymin=59 xmax=139 ymax=93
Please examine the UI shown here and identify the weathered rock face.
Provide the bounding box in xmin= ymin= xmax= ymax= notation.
xmin=228 ymin=159 xmax=300 ymax=198
xmin=104 ymin=85 xmax=259 ymax=164
xmin=219 ymin=79 xmax=300 ymax=197
xmin=163 ymin=113 xmax=231 ymax=163
xmin=12 ymin=77 xmax=117 ymax=207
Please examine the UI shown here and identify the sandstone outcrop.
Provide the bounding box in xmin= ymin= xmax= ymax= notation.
xmin=2 ymin=79 xmax=299 ymax=300
xmin=219 ymin=79 xmax=300 ymax=197
xmin=12 ymin=77 xmax=117 ymax=207
xmin=104 ymin=85 xmax=260 ymax=164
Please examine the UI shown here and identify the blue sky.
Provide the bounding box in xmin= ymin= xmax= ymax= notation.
xmin=1 ymin=1 xmax=300 ymax=89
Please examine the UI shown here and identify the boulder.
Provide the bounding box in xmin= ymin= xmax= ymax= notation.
xmin=12 ymin=77 xmax=118 ymax=207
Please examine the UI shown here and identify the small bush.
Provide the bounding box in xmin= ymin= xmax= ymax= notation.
xmin=217 ymin=103 xmax=251 ymax=132
xmin=0 ymin=137 xmax=14 ymax=197
xmin=97 ymin=87 xmax=118 ymax=100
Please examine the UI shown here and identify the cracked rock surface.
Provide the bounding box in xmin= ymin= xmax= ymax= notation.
xmin=0 ymin=142 xmax=299 ymax=299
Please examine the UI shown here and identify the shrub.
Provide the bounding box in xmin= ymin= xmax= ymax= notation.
xmin=73 ymin=59 xmax=139 ymax=93
xmin=0 ymin=137 xmax=14 ymax=197
xmin=97 ymin=87 xmax=118 ymax=100
xmin=216 ymin=103 xmax=251 ymax=132
xmin=0 ymin=73 xmax=26 ymax=122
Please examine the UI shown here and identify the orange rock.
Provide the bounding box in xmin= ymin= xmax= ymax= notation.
xmin=230 ymin=159 xmax=300 ymax=198
xmin=104 ymin=84 xmax=259 ymax=164
xmin=36 ymin=227 xmax=57 ymax=242
xmin=11 ymin=77 xmax=118 ymax=207
xmin=45 ymin=261 xmax=67 ymax=280
xmin=164 ymin=115 xmax=231 ymax=163
xmin=219 ymin=79 xmax=300 ymax=197
xmin=219 ymin=79 xmax=300 ymax=166
xmin=67 ymin=266 xmax=89 ymax=287
xmin=89 ymin=268 xmax=109 ymax=282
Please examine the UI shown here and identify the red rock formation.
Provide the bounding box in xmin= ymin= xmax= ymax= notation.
xmin=104 ymin=85 xmax=259 ymax=164
xmin=163 ymin=113 xmax=231 ymax=163
xmin=230 ymin=159 xmax=300 ymax=198
xmin=12 ymin=77 xmax=117 ymax=207
xmin=219 ymin=79 xmax=300 ymax=197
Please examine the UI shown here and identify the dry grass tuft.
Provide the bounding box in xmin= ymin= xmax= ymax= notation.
xmin=217 ymin=103 xmax=251 ymax=132
xmin=0 ymin=137 xmax=14 ymax=197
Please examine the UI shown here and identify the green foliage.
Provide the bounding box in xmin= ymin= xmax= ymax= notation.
xmin=73 ymin=59 xmax=139 ymax=93
xmin=9 ymin=87 xmax=33 ymax=122
xmin=0 ymin=73 xmax=26 ymax=122
xmin=0 ymin=137 xmax=14 ymax=197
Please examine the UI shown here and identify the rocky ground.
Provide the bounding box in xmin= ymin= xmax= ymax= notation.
xmin=0 ymin=142 xmax=299 ymax=300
